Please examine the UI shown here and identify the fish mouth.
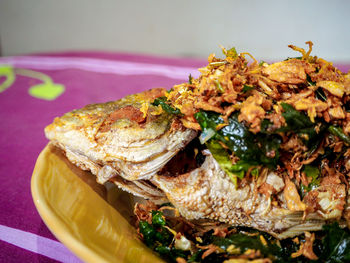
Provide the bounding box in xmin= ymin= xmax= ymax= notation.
xmin=157 ymin=138 xmax=206 ymax=178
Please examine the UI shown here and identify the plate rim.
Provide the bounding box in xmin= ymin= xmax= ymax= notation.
xmin=31 ymin=144 xmax=121 ymax=263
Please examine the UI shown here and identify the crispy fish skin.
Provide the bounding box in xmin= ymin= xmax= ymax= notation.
xmin=45 ymin=88 xmax=197 ymax=199
xmin=154 ymin=154 xmax=346 ymax=239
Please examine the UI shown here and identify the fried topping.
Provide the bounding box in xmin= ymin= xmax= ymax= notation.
xmin=156 ymin=41 xmax=350 ymax=220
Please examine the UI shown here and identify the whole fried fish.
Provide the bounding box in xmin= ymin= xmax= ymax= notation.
xmin=46 ymin=88 xmax=349 ymax=240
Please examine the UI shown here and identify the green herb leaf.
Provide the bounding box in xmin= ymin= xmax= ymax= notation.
xmin=188 ymin=74 xmax=193 ymax=84
xmin=194 ymin=111 xmax=281 ymax=180
xmin=187 ymin=249 xmax=203 ymax=263
xmin=315 ymin=88 xmax=327 ymax=101
xmin=206 ymin=140 xmax=260 ymax=184
xmin=152 ymin=210 xmax=166 ymax=226
xmin=280 ymin=103 xmax=314 ymax=131
xmin=242 ymin=84 xmax=254 ymax=93
xmin=216 ymin=79 xmax=224 ymax=93
xmin=139 ymin=221 xmax=157 ymax=247
xmin=303 ymin=165 xmax=319 ymax=179
xmin=306 ymin=74 xmax=316 ymax=86
xmin=205 ymin=140 xmax=239 ymax=185
xmin=219 ymin=114 xmax=281 ymax=166
xmin=251 ymin=167 xmax=259 ymax=177
xmin=300 ymin=165 xmax=320 ymax=198
xmin=320 ymin=222 xmax=350 ymax=262
xmin=194 ymin=111 xmax=223 ymax=132
xmin=211 ymin=232 xmax=286 ymax=260
xmin=224 ymin=47 xmax=238 ymax=58
xmin=155 ymin=246 xmax=188 ymax=263
xmin=279 ymin=103 xmax=325 ymax=148
xmin=139 ymin=209 xmax=350 ymax=262
xmin=285 ymin=56 xmax=302 ymax=61
xmin=328 ymin=125 xmax=350 ymax=145
xmin=152 ymin=97 xmax=183 ymax=116
xmin=259 ymin=60 xmax=266 ymax=66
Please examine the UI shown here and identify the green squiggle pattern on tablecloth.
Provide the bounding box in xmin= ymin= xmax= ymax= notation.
xmin=15 ymin=68 xmax=65 ymax=100
xmin=28 ymin=82 xmax=65 ymax=100
xmin=0 ymin=65 xmax=65 ymax=100
xmin=0 ymin=65 xmax=16 ymax=93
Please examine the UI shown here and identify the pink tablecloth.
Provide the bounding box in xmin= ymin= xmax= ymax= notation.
xmin=0 ymin=51 xmax=205 ymax=263
xmin=0 ymin=51 xmax=349 ymax=262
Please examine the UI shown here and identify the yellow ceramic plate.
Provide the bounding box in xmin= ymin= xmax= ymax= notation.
xmin=31 ymin=144 xmax=164 ymax=263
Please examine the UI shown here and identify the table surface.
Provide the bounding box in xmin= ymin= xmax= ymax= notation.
xmin=0 ymin=51 xmax=349 ymax=263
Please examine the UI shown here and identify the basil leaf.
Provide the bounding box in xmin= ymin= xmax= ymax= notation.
xmin=279 ymin=103 xmax=324 ymax=147
xmin=328 ymin=125 xmax=350 ymax=145
xmin=195 ymin=111 xmax=281 ymax=180
xmin=224 ymin=47 xmax=238 ymax=58
xmin=303 ymin=165 xmax=319 ymax=179
xmin=300 ymin=165 xmax=320 ymax=198
xmin=242 ymin=84 xmax=254 ymax=93
xmin=139 ymin=221 xmax=157 ymax=247
xmin=152 ymin=97 xmax=182 ymax=116
xmin=320 ymin=222 xmax=350 ymax=262
xmin=206 ymin=140 xmax=258 ymax=183
xmin=280 ymin=103 xmax=314 ymax=131
xmin=152 ymin=210 xmax=166 ymax=226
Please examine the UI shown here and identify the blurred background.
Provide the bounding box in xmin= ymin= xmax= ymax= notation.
xmin=0 ymin=0 xmax=349 ymax=62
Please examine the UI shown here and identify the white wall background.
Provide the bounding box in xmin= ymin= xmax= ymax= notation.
xmin=0 ymin=0 xmax=349 ymax=62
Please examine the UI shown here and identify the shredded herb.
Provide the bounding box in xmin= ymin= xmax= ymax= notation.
xmin=209 ymin=61 xmax=227 ymax=67
xmin=215 ymin=79 xmax=224 ymax=93
xmin=306 ymin=75 xmax=327 ymax=102
xmin=307 ymin=74 xmax=316 ymax=86
xmin=285 ymin=56 xmax=303 ymax=61
xmin=315 ymin=88 xmax=327 ymax=101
